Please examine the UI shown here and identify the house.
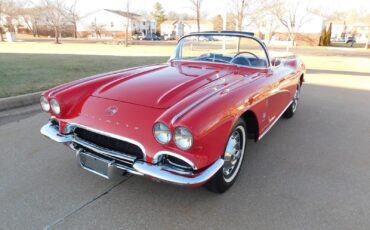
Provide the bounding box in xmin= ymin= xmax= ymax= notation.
xmin=331 ymin=21 xmax=370 ymax=43
xmin=77 ymin=9 xmax=156 ymax=38
xmin=160 ymin=20 xmax=214 ymax=37
xmin=160 ymin=20 xmax=178 ymax=36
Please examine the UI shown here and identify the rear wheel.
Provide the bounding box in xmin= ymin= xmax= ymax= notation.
xmin=283 ymin=86 xmax=300 ymax=119
xmin=205 ymin=119 xmax=247 ymax=193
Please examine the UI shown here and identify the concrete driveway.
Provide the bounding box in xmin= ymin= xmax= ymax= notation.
xmin=1 ymin=84 xmax=370 ymax=230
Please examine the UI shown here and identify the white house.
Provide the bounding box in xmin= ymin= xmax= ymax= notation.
xmin=161 ymin=20 xmax=214 ymax=37
xmin=77 ymin=9 xmax=156 ymax=38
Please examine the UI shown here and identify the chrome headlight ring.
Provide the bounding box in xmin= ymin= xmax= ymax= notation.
xmin=174 ymin=127 xmax=193 ymax=150
xmin=153 ymin=122 xmax=171 ymax=144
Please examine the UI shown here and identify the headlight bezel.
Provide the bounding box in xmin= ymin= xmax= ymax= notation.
xmin=50 ymin=98 xmax=61 ymax=115
xmin=174 ymin=127 xmax=193 ymax=150
xmin=40 ymin=96 xmax=50 ymax=112
xmin=153 ymin=122 xmax=172 ymax=144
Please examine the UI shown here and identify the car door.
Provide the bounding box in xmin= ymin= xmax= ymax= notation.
xmin=266 ymin=63 xmax=292 ymax=123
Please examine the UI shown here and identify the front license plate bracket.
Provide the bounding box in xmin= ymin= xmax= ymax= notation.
xmin=76 ymin=150 xmax=118 ymax=179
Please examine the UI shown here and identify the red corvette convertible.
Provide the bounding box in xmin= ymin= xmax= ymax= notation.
xmin=40 ymin=31 xmax=305 ymax=193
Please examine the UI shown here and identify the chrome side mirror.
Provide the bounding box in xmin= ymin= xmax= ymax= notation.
xmin=271 ymin=58 xmax=281 ymax=67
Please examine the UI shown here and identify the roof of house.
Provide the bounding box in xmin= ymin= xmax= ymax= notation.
xmin=104 ymin=9 xmax=141 ymax=19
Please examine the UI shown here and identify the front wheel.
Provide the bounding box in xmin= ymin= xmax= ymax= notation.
xmin=283 ymin=86 xmax=300 ymax=119
xmin=205 ymin=119 xmax=247 ymax=193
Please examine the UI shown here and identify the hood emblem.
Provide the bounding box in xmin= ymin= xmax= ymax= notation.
xmin=105 ymin=106 xmax=118 ymax=116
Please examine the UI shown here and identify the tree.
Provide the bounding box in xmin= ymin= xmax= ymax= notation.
xmin=167 ymin=11 xmax=193 ymax=20
xmin=270 ymin=0 xmax=311 ymax=46
xmin=64 ymin=0 xmax=79 ymax=38
xmin=324 ymin=22 xmax=332 ymax=46
xmin=187 ymin=0 xmax=203 ymax=32
xmin=0 ymin=0 xmax=4 ymax=41
xmin=1 ymin=0 xmax=18 ymax=34
xmin=18 ymin=4 xmax=44 ymax=38
xmin=124 ymin=0 xmax=130 ymax=47
xmin=89 ymin=17 xmax=105 ymax=39
xmin=42 ymin=0 xmax=67 ymax=44
xmin=212 ymin=14 xmax=223 ymax=31
xmin=231 ymin=0 xmax=248 ymax=31
xmin=319 ymin=24 xmax=327 ymax=46
xmin=151 ymin=2 xmax=165 ymax=34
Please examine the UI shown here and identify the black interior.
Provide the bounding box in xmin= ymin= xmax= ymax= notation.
xmin=195 ymin=53 xmax=267 ymax=68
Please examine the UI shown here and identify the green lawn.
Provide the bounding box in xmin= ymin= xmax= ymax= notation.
xmin=0 ymin=54 xmax=168 ymax=98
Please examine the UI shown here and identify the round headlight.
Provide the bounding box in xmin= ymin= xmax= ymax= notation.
xmin=40 ymin=96 xmax=50 ymax=112
xmin=50 ymin=99 xmax=61 ymax=115
xmin=174 ymin=127 xmax=193 ymax=150
xmin=153 ymin=122 xmax=171 ymax=144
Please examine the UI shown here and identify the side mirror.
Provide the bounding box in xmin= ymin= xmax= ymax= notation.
xmin=271 ymin=58 xmax=281 ymax=67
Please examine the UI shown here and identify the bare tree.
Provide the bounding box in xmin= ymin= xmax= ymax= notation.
xmin=188 ymin=0 xmax=203 ymax=32
xmin=89 ymin=17 xmax=105 ymax=39
xmin=167 ymin=11 xmax=193 ymax=21
xmin=64 ymin=0 xmax=78 ymax=38
xmin=124 ymin=0 xmax=130 ymax=47
xmin=19 ymin=4 xmax=43 ymax=37
xmin=270 ymin=0 xmax=311 ymax=46
xmin=42 ymin=0 xmax=66 ymax=44
xmin=230 ymin=0 xmax=248 ymax=31
xmin=0 ymin=0 xmax=4 ymax=41
xmin=1 ymin=0 xmax=18 ymax=34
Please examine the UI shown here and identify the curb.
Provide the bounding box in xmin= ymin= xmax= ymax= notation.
xmin=0 ymin=91 xmax=41 ymax=112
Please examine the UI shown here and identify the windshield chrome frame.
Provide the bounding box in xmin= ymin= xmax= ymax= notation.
xmin=173 ymin=32 xmax=271 ymax=68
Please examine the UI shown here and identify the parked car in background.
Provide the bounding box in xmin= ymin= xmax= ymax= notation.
xmin=131 ymin=33 xmax=144 ymax=40
xmin=163 ymin=34 xmax=175 ymax=40
xmin=198 ymin=35 xmax=217 ymax=41
xmin=143 ymin=34 xmax=160 ymax=40
xmin=40 ymin=31 xmax=305 ymax=193
xmin=346 ymin=37 xmax=356 ymax=46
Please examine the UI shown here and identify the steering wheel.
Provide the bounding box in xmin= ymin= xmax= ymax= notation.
xmin=233 ymin=51 xmax=259 ymax=59
xmin=230 ymin=51 xmax=259 ymax=67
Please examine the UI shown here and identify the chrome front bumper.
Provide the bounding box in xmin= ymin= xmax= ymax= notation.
xmin=40 ymin=122 xmax=224 ymax=186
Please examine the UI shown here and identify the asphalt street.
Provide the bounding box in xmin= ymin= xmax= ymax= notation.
xmin=0 ymin=84 xmax=370 ymax=230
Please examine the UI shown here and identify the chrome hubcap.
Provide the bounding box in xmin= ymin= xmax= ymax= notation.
xmin=223 ymin=129 xmax=243 ymax=178
xmin=292 ymin=88 xmax=300 ymax=112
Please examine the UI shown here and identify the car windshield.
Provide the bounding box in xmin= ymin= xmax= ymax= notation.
xmin=173 ymin=34 xmax=269 ymax=68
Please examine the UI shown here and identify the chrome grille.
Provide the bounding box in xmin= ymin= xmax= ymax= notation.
xmin=73 ymin=127 xmax=144 ymax=161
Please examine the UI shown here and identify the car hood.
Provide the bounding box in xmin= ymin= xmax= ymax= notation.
xmin=92 ymin=62 xmax=234 ymax=109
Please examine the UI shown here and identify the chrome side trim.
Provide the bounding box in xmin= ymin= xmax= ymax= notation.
xmin=171 ymin=74 xmax=258 ymax=124
xmin=258 ymin=101 xmax=292 ymax=140
xmin=133 ymin=159 xmax=224 ymax=186
xmin=153 ymin=151 xmax=197 ymax=170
